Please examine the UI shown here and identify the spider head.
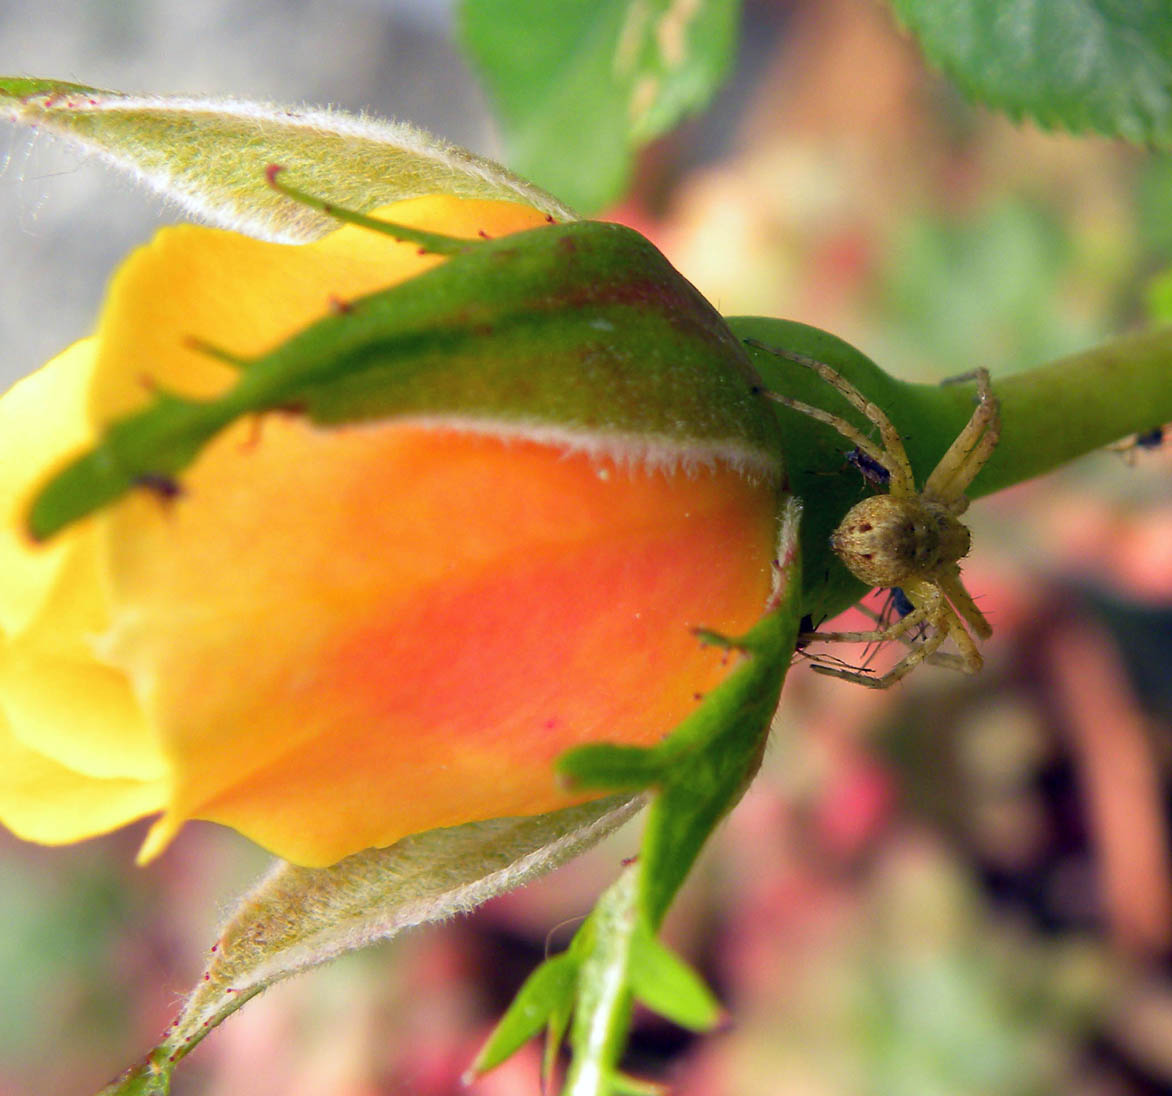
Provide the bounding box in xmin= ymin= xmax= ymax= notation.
xmin=830 ymin=494 xmax=970 ymax=588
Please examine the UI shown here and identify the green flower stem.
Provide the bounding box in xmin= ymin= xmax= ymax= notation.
xmin=973 ymin=326 xmax=1172 ymax=495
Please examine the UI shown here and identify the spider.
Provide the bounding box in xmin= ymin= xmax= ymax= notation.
xmin=748 ymin=341 xmax=1001 ymax=688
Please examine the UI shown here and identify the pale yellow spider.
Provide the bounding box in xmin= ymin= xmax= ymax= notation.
xmin=759 ymin=347 xmax=1001 ymax=688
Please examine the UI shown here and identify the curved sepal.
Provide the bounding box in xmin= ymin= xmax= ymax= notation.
xmin=562 ymin=524 xmax=800 ymax=925
xmin=470 ymin=500 xmax=800 ymax=1092
xmin=93 ymin=795 xmax=642 ymax=1096
xmin=30 ymin=218 xmax=782 ymax=541
xmin=0 ymin=78 xmax=574 ymax=241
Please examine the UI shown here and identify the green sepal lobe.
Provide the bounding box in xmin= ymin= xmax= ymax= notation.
xmin=468 ymin=951 xmax=581 ymax=1077
xmin=29 ymin=219 xmax=782 ymax=540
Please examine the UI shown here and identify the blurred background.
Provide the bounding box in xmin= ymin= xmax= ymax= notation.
xmin=2 ymin=1 xmax=1171 ymax=1093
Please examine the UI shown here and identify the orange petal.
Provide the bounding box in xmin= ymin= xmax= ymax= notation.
xmin=101 ymin=420 xmax=778 ymax=866
xmin=88 ymin=197 xmax=552 ymax=420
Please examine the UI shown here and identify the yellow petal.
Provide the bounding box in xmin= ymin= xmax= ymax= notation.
xmin=0 ymin=338 xmax=99 ymax=638
xmin=88 ymin=197 xmax=552 ymax=420
xmin=0 ymin=337 xmax=164 ymax=843
xmin=0 ymin=534 xmax=164 ymax=781
xmin=0 ymin=646 xmax=163 ymax=845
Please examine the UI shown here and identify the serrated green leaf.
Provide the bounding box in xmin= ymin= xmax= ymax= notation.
xmin=628 ymin=926 xmax=723 ymax=1032
xmin=0 ymin=78 xmax=574 ymax=241
xmin=470 ymin=952 xmax=580 ymax=1076
xmin=889 ymin=0 xmax=1172 ymax=146
xmin=459 ymin=0 xmax=741 ymax=211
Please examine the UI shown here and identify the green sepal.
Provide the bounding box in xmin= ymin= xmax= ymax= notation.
xmin=555 ymin=744 xmax=666 ymax=791
xmin=474 ymin=508 xmax=799 ymax=1088
xmin=468 ymin=951 xmax=581 ymax=1076
xmin=265 ymin=166 xmax=490 ymax=255
xmin=0 ymin=78 xmax=573 ymax=239
xmin=627 ymin=925 xmax=723 ymax=1033
xmin=94 ymin=1049 xmax=172 ymax=1096
xmin=93 ymin=795 xmax=643 ymax=1096
xmin=29 ymin=218 xmax=781 ymax=541
xmin=562 ymin=594 xmax=798 ymax=927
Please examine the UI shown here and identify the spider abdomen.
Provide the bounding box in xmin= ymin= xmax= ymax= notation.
xmin=830 ymin=495 xmax=970 ymax=588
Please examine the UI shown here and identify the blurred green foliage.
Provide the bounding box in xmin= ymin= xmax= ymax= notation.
xmin=876 ymin=198 xmax=1102 ymax=377
xmin=459 ymin=0 xmax=740 ymax=211
xmin=0 ymin=849 xmax=140 ymax=1067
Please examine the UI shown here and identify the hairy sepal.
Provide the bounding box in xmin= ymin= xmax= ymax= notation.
xmin=0 ymin=78 xmax=574 ymax=241
xmin=31 ymin=219 xmax=783 ymax=540
xmin=96 ymin=796 xmax=642 ymax=1096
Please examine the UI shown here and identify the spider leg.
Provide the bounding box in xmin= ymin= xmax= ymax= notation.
xmin=858 ymin=589 xmax=921 ymax=632
xmin=937 ymin=602 xmax=983 ymax=675
xmin=923 ymin=368 xmax=1001 ymax=507
xmin=746 ymin=339 xmax=916 ymax=497
xmin=801 ymin=602 xmax=932 ymax=647
xmin=918 ymin=649 xmax=972 ymax=672
xmin=765 ymin=392 xmax=893 ymax=478
xmin=937 ymin=566 xmax=992 ymax=641
xmin=792 ymin=646 xmax=869 ymax=675
xmin=858 ymin=591 xmax=927 ymax=660
xmin=855 ymin=594 xmax=976 ymax=671
xmin=810 ymin=595 xmax=980 ymax=688
xmin=807 ymin=578 xmax=985 ymax=687
xmin=810 ymin=621 xmax=951 ymax=688
xmin=855 ymin=592 xmax=904 ymax=667
xmin=903 ymin=574 xmax=985 ymax=671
